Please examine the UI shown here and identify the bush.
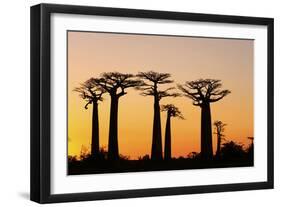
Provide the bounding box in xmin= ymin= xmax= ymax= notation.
xmin=220 ymin=141 xmax=246 ymax=161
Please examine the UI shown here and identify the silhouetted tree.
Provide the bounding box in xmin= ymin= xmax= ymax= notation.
xmin=94 ymin=72 xmax=143 ymax=160
xmin=79 ymin=145 xmax=90 ymax=160
xmin=119 ymin=154 xmax=130 ymax=161
xmin=220 ymin=141 xmax=246 ymax=161
xmin=187 ymin=152 xmax=200 ymax=160
xmin=248 ymin=137 xmax=254 ymax=146
xmin=74 ymin=78 xmax=105 ymax=157
xmin=137 ymin=71 xmax=179 ymax=160
xmin=98 ymin=146 xmax=108 ymax=160
xmin=178 ymin=79 xmax=230 ymax=160
xmin=213 ymin=120 xmax=227 ymax=159
xmin=68 ymin=155 xmax=78 ymax=163
xmin=161 ymin=104 xmax=184 ymax=160
xmin=247 ymin=137 xmax=254 ymax=161
xmin=138 ymin=154 xmax=150 ymax=161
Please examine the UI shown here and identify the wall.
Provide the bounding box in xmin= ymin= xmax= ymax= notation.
xmin=0 ymin=0 xmax=279 ymax=206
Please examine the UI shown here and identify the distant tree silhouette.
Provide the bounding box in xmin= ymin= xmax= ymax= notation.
xmin=138 ymin=154 xmax=150 ymax=161
xmin=213 ymin=120 xmax=227 ymax=159
xmin=187 ymin=152 xmax=200 ymax=160
xmin=137 ymin=71 xmax=179 ymax=160
xmin=96 ymin=146 xmax=108 ymax=161
xmin=247 ymin=137 xmax=254 ymax=160
xmin=74 ymin=78 xmax=105 ymax=157
xmin=68 ymin=155 xmax=78 ymax=163
xmin=248 ymin=137 xmax=254 ymax=143
xmin=79 ymin=145 xmax=91 ymax=160
xmin=161 ymin=104 xmax=184 ymax=160
xmin=119 ymin=154 xmax=130 ymax=161
xmin=220 ymin=141 xmax=246 ymax=161
xmin=94 ymin=72 xmax=143 ymax=160
xmin=178 ymin=79 xmax=230 ymax=160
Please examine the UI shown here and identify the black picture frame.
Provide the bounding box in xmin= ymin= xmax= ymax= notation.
xmin=30 ymin=3 xmax=274 ymax=203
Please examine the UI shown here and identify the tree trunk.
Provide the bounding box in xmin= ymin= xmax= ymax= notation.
xmin=215 ymin=134 xmax=221 ymax=158
xmin=151 ymin=96 xmax=163 ymax=160
xmin=164 ymin=114 xmax=171 ymax=160
xmin=91 ymin=101 xmax=99 ymax=156
xmin=201 ymin=103 xmax=213 ymax=160
xmin=108 ymin=96 xmax=119 ymax=160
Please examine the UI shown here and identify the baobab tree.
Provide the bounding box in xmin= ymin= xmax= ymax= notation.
xmin=178 ymin=79 xmax=230 ymax=160
xmin=161 ymin=104 xmax=184 ymax=160
xmin=93 ymin=72 xmax=143 ymax=160
xmin=74 ymin=78 xmax=105 ymax=157
xmin=213 ymin=120 xmax=227 ymax=159
xmin=137 ymin=71 xmax=179 ymax=160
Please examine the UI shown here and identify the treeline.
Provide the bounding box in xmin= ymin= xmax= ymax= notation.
xmin=72 ymin=71 xmax=252 ymax=162
xmin=69 ymin=138 xmax=253 ymax=163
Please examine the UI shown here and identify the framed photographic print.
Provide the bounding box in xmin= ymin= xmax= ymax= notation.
xmin=30 ymin=3 xmax=274 ymax=203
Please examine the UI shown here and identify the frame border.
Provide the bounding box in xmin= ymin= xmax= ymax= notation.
xmin=30 ymin=3 xmax=274 ymax=203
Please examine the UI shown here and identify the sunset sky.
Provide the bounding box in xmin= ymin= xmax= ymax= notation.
xmin=67 ymin=31 xmax=254 ymax=160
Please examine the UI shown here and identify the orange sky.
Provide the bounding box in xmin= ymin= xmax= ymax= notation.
xmin=67 ymin=31 xmax=254 ymax=159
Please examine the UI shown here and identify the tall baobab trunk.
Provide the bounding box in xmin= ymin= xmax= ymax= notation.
xmin=91 ymin=101 xmax=99 ymax=156
xmin=151 ymin=94 xmax=163 ymax=160
xmin=178 ymin=79 xmax=230 ymax=160
xmin=108 ymin=96 xmax=119 ymax=160
xmin=164 ymin=114 xmax=171 ymax=160
xmin=201 ymin=103 xmax=213 ymax=160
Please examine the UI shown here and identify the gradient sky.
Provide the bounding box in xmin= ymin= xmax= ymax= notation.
xmin=67 ymin=31 xmax=254 ymax=159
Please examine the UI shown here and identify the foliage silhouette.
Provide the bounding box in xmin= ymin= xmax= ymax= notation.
xmin=246 ymin=137 xmax=254 ymax=162
xmin=93 ymin=72 xmax=143 ymax=160
xmin=187 ymin=152 xmax=200 ymax=160
xmin=138 ymin=154 xmax=150 ymax=161
xmin=74 ymin=78 xmax=105 ymax=157
xmin=68 ymin=155 xmax=78 ymax=163
xmin=178 ymin=79 xmax=230 ymax=160
xmin=68 ymin=139 xmax=253 ymax=175
xmin=137 ymin=71 xmax=180 ymax=160
xmin=213 ymin=120 xmax=227 ymax=159
xmin=161 ymin=104 xmax=184 ymax=160
xmin=220 ymin=141 xmax=246 ymax=161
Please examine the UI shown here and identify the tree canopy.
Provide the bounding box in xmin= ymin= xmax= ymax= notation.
xmin=73 ymin=78 xmax=105 ymax=109
xmin=161 ymin=104 xmax=184 ymax=119
xmin=137 ymin=71 xmax=180 ymax=100
xmin=178 ymin=79 xmax=231 ymax=106
xmin=93 ymin=72 xmax=143 ymax=97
